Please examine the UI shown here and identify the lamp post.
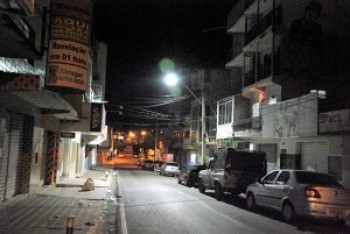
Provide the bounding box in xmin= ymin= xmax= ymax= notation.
xmin=164 ymin=72 xmax=205 ymax=164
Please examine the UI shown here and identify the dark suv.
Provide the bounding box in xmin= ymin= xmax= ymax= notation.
xmin=177 ymin=163 xmax=205 ymax=187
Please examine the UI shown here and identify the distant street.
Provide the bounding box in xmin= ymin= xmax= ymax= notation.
xmin=115 ymin=160 xmax=350 ymax=234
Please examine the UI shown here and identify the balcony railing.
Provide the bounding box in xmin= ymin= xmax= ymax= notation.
xmin=227 ymin=0 xmax=256 ymax=29
xmin=245 ymin=10 xmax=273 ymax=45
xmin=244 ymin=55 xmax=280 ymax=87
xmin=233 ymin=116 xmax=262 ymax=132
xmin=244 ymin=70 xmax=255 ymax=87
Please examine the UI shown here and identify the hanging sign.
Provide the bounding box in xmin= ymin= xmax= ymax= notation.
xmin=46 ymin=0 xmax=93 ymax=93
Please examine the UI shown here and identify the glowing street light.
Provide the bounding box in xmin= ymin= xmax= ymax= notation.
xmin=163 ymin=72 xmax=206 ymax=164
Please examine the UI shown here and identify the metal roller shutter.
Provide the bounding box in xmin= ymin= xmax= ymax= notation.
xmin=5 ymin=113 xmax=24 ymax=199
xmin=40 ymin=131 xmax=49 ymax=183
xmin=301 ymin=142 xmax=328 ymax=173
xmin=0 ymin=112 xmax=11 ymax=201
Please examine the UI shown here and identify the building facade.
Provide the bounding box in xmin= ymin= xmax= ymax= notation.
xmin=222 ymin=0 xmax=350 ymax=187
xmin=0 ymin=0 xmax=108 ymax=203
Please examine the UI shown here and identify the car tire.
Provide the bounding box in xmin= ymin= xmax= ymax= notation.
xmin=282 ymin=202 xmax=297 ymax=224
xmin=215 ymin=183 xmax=223 ymax=201
xmin=198 ymin=179 xmax=205 ymax=193
xmin=246 ymin=193 xmax=256 ymax=211
xmin=186 ymin=178 xmax=192 ymax=187
xmin=177 ymin=177 xmax=182 ymax=184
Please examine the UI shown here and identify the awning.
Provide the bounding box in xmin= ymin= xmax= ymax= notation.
xmin=0 ymin=90 xmax=77 ymax=118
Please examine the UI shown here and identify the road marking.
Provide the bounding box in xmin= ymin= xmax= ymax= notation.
xmin=116 ymin=170 xmax=128 ymax=234
xmin=120 ymin=203 xmax=128 ymax=234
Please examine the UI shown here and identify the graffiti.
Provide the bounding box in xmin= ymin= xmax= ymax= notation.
xmin=274 ymin=126 xmax=283 ymax=138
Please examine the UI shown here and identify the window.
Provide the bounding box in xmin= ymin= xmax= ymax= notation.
xmin=276 ymin=171 xmax=290 ymax=184
xmin=328 ymin=156 xmax=342 ymax=181
xmin=218 ymin=99 xmax=232 ymax=125
xmin=295 ymin=171 xmax=340 ymax=186
xmin=262 ymin=171 xmax=279 ymax=184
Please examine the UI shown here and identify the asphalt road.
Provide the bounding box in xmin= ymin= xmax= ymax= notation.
xmin=115 ymin=168 xmax=350 ymax=234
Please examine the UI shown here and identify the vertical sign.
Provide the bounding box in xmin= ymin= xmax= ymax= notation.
xmin=46 ymin=0 xmax=93 ymax=93
xmin=90 ymin=103 xmax=102 ymax=132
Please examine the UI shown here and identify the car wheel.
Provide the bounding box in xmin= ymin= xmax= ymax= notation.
xmin=282 ymin=202 xmax=296 ymax=223
xmin=198 ymin=179 xmax=205 ymax=193
xmin=177 ymin=177 xmax=182 ymax=184
xmin=186 ymin=178 xmax=193 ymax=187
xmin=215 ymin=183 xmax=223 ymax=201
xmin=246 ymin=193 xmax=256 ymax=211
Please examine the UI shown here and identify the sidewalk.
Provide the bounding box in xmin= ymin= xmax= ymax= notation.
xmin=0 ymin=167 xmax=119 ymax=234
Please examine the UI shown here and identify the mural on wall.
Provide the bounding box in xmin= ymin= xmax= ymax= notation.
xmin=273 ymin=101 xmax=299 ymax=138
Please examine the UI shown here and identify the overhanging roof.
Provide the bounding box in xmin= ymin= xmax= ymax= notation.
xmin=0 ymin=90 xmax=78 ymax=120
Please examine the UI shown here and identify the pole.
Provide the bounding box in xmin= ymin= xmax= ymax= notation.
xmin=201 ymin=70 xmax=205 ymax=164
xmin=155 ymin=116 xmax=158 ymax=161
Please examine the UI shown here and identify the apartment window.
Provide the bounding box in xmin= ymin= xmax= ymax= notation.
xmin=328 ymin=156 xmax=342 ymax=180
xmin=218 ymin=99 xmax=232 ymax=125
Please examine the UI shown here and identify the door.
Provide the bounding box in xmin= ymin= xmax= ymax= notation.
xmin=259 ymin=144 xmax=277 ymax=173
xmin=256 ymin=170 xmax=279 ymax=207
xmin=269 ymin=171 xmax=291 ymax=209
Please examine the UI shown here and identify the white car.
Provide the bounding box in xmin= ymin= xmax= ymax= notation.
xmin=160 ymin=162 xmax=179 ymax=176
xmin=246 ymin=170 xmax=350 ymax=225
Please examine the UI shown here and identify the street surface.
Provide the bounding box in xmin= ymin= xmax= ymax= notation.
xmin=116 ymin=166 xmax=350 ymax=234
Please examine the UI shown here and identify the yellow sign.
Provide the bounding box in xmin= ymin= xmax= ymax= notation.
xmin=48 ymin=40 xmax=89 ymax=69
xmin=47 ymin=63 xmax=88 ymax=91
xmin=46 ymin=0 xmax=93 ymax=93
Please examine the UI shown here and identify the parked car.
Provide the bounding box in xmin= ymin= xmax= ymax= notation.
xmin=246 ymin=170 xmax=350 ymax=225
xmin=177 ymin=163 xmax=205 ymax=187
xmin=142 ymin=160 xmax=154 ymax=171
xmin=198 ymin=148 xmax=266 ymax=200
xmin=160 ymin=162 xmax=179 ymax=176
xmin=153 ymin=160 xmax=163 ymax=172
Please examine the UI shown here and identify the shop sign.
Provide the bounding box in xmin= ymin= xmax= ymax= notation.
xmin=46 ymin=0 xmax=93 ymax=93
xmin=61 ymin=132 xmax=75 ymax=138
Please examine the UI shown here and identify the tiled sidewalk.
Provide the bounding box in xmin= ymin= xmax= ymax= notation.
xmin=0 ymin=168 xmax=119 ymax=234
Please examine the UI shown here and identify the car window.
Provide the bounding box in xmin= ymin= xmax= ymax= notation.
xmin=276 ymin=171 xmax=290 ymax=185
xmin=262 ymin=171 xmax=279 ymax=184
xmin=167 ymin=163 xmax=178 ymax=167
xmin=294 ymin=171 xmax=340 ymax=186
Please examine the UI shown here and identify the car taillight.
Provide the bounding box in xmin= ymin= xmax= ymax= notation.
xmin=305 ymin=188 xmax=321 ymax=198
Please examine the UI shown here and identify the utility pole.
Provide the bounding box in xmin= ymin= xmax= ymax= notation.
xmin=201 ymin=70 xmax=206 ymax=164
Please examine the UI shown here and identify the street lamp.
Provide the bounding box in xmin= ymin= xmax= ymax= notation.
xmin=164 ymin=72 xmax=206 ymax=164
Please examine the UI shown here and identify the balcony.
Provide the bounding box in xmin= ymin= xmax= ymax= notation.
xmin=227 ymin=0 xmax=255 ymax=32
xmin=245 ymin=10 xmax=273 ymax=45
xmin=244 ymin=70 xmax=255 ymax=87
xmin=233 ymin=116 xmax=262 ymax=132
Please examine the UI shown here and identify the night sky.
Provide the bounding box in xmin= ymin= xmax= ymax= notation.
xmin=93 ymin=0 xmax=236 ymax=127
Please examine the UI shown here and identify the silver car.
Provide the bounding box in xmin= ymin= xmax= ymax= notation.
xmin=160 ymin=162 xmax=179 ymax=176
xmin=246 ymin=170 xmax=350 ymax=225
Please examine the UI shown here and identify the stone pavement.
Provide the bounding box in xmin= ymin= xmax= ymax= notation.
xmin=0 ymin=167 xmax=120 ymax=234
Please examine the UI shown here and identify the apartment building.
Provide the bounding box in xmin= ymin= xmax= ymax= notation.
xmin=221 ymin=0 xmax=350 ymax=187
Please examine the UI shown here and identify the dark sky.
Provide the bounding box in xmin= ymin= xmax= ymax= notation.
xmin=93 ymin=0 xmax=236 ymax=127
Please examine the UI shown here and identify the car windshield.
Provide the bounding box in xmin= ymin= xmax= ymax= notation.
xmin=294 ymin=171 xmax=340 ymax=186
xmin=167 ymin=163 xmax=178 ymax=167
xmin=145 ymin=160 xmax=153 ymax=164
